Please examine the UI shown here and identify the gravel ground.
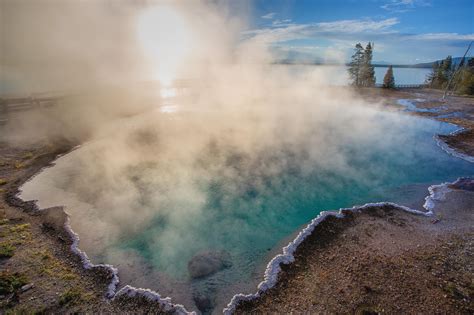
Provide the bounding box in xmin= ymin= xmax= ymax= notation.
xmin=235 ymin=89 xmax=474 ymax=314
xmin=236 ymin=198 xmax=474 ymax=314
xmin=0 ymin=142 xmax=170 ymax=314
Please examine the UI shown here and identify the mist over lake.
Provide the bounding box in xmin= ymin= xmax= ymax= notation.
xmin=278 ymin=65 xmax=431 ymax=86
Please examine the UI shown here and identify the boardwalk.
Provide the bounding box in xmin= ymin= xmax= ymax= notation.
xmin=375 ymin=83 xmax=427 ymax=89
xmin=0 ymin=95 xmax=61 ymax=125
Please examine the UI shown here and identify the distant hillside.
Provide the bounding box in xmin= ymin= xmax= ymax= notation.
xmin=411 ymin=57 xmax=468 ymax=68
xmin=371 ymin=57 xmax=470 ymax=68
xmin=275 ymin=56 xmax=471 ymax=68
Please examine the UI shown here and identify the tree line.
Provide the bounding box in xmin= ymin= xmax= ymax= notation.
xmin=347 ymin=42 xmax=395 ymax=88
xmin=348 ymin=43 xmax=376 ymax=87
xmin=426 ymin=55 xmax=474 ymax=95
xmin=348 ymin=42 xmax=474 ymax=94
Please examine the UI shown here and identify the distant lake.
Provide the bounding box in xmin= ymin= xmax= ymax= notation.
xmin=1 ymin=64 xmax=432 ymax=96
xmin=279 ymin=65 xmax=432 ymax=86
xmin=374 ymin=66 xmax=431 ymax=85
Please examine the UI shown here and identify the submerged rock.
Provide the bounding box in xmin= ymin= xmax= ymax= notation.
xmin=193 ymin=292 xmax=214 ymax=313
xmin=187 ymin=250 xmax=232 ymax=279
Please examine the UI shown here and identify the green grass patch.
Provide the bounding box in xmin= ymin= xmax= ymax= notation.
xmin=40 ymin=264 xmax=78 ymax=281
xmin=0 ymin=178 xmax=7 ymax=186
xmin=59 ymin=288 xmax=82 ymax=306
xmin=14 ymin=161 xmax=25 ymax=169
xmin=0 ymin=243 xmax=15 ymax=258
xmin=22 ymin=152 xmax=34 ymax=160
xmin=9 ymin=223 xmax=30 ymax=233
xmin=0 ymin=272 xmax=28 ymax=295
xmin=40 ymin=250 xmax=52 ymax=260
xmin=38 ymin=251 xmax=79 ymax=281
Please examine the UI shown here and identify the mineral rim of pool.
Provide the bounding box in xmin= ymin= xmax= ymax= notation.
xmin=19 ymin=103 xmax=474 ymax=313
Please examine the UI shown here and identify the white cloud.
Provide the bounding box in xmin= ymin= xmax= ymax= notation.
xmin=244 ymin=16 xmax=473 ymax=64
xmin=381 ymin=0 xmax=430 ymax=13
xmin=244 ymin=18 xmax=400 ymax=44
xmin=316 ymin=18 xmax=399 ymax=33
xmin=245 ymin=18 xmax=473 ymax=46
xmin=243 ymin=24 xmax=303 ymax=43
xmin=272 ymin=19 xmax=292 ymax=26
xmin=261 ymin=12 xmax=276 ymax=19
xmin=409 ymin=33 xmax=474 ymax=41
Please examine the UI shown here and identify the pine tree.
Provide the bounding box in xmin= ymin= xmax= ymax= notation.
xmin=426 ymin=61 xmax=439 ymax=87
xmin=455 ymin=57 xmax=474 ymax=95
xmin=442 ymin=56 xmax=453 ymax=78
xmin=382 ymin=65 xmax=395 ymax=88
xmin=427 ymin=56 xmax=453 ymax=89
xmin=348 ymin=43 xmax=364 ymax=86
xmin=360 ymin=43 xmax=376 ymax=87
xmin=427 ymin=55 xmax=473 ymax=94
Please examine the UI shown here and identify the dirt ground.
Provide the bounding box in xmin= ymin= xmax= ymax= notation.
xmin=0 ymin=142 xmax=170 ymax=313
xmin=235 ymin=88 xmax=474 ymax=314
xmin=235 ymin=195 xmax=474 ymax=314
xmin=0 ymin=88 xmax=473 ymax=314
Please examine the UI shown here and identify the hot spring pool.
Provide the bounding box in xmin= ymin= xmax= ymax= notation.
xmin=20 ymin=100 xmax=474 ymax=313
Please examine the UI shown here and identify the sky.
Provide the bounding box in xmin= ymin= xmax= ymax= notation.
xmin=244 ymin=0 xmax=474 ymax=64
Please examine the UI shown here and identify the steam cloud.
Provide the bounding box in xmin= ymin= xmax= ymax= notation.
xmin=2 ymin=0 xmax=439 ymax=312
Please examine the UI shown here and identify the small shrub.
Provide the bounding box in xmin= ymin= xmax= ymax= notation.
xmin=444 ymin=282 xmax=466 ymax=299
xmin=0 ymin=272 xmax=28 ymax=295
xmin=41 ymin=252 xmax=51 ymax=260
xmin=0 ymin=243 xmax=15 ymax=258
xmin=0 ymin=178 xmax=7 ymax=186
xmin=14 ymin=162 xmax=25 ymax=169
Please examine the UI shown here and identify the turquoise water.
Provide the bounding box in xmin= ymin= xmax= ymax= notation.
xmin=118 ymin=118 xmax=470 ymax=273
xmin=20 ymin=104 xmax=474 ymax=312
xmin=108 ymin=112 xmax=472 ymax=310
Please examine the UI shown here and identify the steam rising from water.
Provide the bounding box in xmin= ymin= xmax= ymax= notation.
xmin=4 ymin=1 xmax=473 ymax=313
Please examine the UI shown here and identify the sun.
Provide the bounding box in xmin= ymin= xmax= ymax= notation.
xmin=137 ymin=5 xmax=192 ymax=86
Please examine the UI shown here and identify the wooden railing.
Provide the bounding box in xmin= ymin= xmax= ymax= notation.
xmin=0 ymin=95 xmax=61 ymax=125
xmin=375 ymin=83 xmax=427 ymax=89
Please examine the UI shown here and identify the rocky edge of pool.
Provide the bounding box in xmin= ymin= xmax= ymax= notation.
xmin=1 ymin=88 xmax=473 ymax=314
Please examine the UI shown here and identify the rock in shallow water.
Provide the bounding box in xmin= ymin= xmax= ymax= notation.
xmin=193 ymin=292 xmax=214 ymax=313
xmin=188 ymin=250 xmax=232 ymax=279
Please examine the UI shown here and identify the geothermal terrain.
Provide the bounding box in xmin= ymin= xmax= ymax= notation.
xmin=0 ymin=88 xmax=473 ymax=314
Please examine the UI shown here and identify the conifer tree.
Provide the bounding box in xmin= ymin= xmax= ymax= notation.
xmin=426 ymin=61 xmax=439 ymax=87
xmin=427 ymin=56 xmax=453 ymax=88
xmin=442 ymin=55 xmax=453 ymax=78
xmin=360 ymin=42 xmax=376 ymax=87
xmin=455 ymin=57 xmax=474 ymax=95
xmin=348 ymin=43 xmax=364 ymax=86
xmin=382 ymin=65 xmax=395 ymax=88
xmin=427 ymin=55 xmax=473 ymax=95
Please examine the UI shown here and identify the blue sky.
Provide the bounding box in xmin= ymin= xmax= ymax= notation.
xmin=243 ymin=0 xmax=474 ymax=64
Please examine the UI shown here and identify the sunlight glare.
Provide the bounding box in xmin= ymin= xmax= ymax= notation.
xmin=137 ymin=5 xmax=192 ymax=85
